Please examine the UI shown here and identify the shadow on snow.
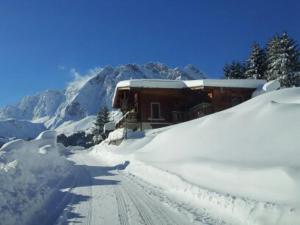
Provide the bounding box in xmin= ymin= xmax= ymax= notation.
xmin=27 ymin=160 xmax=130 ymax=225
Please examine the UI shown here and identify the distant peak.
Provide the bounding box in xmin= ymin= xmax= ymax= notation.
xmin=184 ymin=64 xmax=200 ymax=72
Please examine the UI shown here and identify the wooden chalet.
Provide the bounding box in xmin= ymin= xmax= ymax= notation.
xmin=112 ymin=79 xmax=266 ymax=130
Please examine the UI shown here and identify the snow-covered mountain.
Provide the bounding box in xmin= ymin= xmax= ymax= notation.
xmin=0 ymin=119 xmax=46 ymax=140
xmin=0 ymin=90 xmax=65 ymax=121
xmin=0 ymin=63 xmax=205 ymax=129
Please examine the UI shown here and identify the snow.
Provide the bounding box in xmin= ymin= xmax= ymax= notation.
xmin=116 ymin=79 xmax=187 ymax=89
xmin=252 ymin=80 xmax=281 ymax=97
xmin=0 ymin=90 xmax=65 ymax=121
xmin=94 ymin=87 xmax=300 ymax=225
xmin=110 ymin=110 xmax=123 ymax=124
xmin=184 ymin=78 xmax=266 ymax=88
xmin=262 ymin=80 xmax=281 ymax=91
xmin=104 ymin=121 xmax=116 ymax=132
xmin=55 ymin=115 xmax=96 ymax=136
xmin=0 ymin=119 xmax=46 ymax=140
xmin=57 ymin=151 xmax=201 ymax=225
xmin=106 ymin=128 xmax=126 ymax=142
xmin=0 ymin=130 xmax=71 ymax=225
xmin=115 ymin=78 xmax=266 ymax=90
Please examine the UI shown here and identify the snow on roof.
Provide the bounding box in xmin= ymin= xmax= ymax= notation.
xmin=184 ymin=79 xmax=266 ymax=89
xmin=116 ymin=79 xmax=266 ymax=89
xmin=113 ymin=79 xmax=266 ymax=107
xmin=252 ymin=80 xmax=281 ymax=98
xmin=113 ymin=79 xmax=185 ymax=107
xmin=116 ymin=79 xmax=187 ymax=89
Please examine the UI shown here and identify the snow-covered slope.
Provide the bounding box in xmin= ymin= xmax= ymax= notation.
xmin=0 ymin=119 xmax=46 ymax=140
xmin=133 ymin=88 xmax=300 ymax=204
xmin=55 ymin=115 xmax=96 ymax=136
xmin=95 ymin=87 xmax=300 ymax=225
xmin=0 ymin=63 xmax=205 ymax=129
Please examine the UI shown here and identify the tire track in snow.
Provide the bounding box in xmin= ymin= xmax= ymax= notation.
xmin=114 ymin=187 xmax=130 ymax=225
xmin=65 ymin=151 xmax=227 ymax=225
xmin=80 ymin=165 xmax=93 ymax=225
xmin=119 ymin=174 xmax=182 ymax=225
xmin=124 ymin=173 xmax=228 ymax=225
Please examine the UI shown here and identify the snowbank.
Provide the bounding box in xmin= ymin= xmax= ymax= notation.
xmin=132 ymin=88 xmax=300 ymax=204
xmin=105 ymin=128 xmax=145 ymax=144
xmin=106 ymin=128 xmax=126 ymax=143
xmin=94 ymin=87 xmax=300 ymax=225
xmin=0 ymin=131 xmax=71 ymax=225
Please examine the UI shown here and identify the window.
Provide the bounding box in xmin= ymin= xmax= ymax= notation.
xmin=151 ymin=102 xmax=160 ymax=119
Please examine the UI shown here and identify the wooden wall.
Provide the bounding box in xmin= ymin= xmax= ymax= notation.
xmin=116 ymin=86 xmax=255 ymax=127
xmin=205 ymin=87 xmax=254 ymax=112
xmin=139 ymin=89 xmax=190 ymax=122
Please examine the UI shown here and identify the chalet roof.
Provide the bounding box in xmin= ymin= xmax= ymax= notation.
xmin=116 ymin=79 xmax=266 ymax=90
xmin=184 ymin=79 xmax=266 ymax=89
xmin=113 ymin=79 xmax=266 ymax=107
xmin=116 ymin=79 xmax=186 ymax=89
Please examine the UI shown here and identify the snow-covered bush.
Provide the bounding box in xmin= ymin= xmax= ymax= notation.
xmin=0 ymin=131 xmax=71 ymax=225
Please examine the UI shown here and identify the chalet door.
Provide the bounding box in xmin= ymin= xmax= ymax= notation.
xmin=151 ymin=103 xmax=160 ymax=119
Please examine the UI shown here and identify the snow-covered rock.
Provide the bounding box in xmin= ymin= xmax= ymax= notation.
xmin=0 ymin=63 xmax=205 ymax=129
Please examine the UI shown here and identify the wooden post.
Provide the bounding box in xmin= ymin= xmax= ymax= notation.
xmin=125 ymin=114 xmax=127 ymax=139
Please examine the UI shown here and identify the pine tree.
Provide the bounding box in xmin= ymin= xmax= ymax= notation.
xmin=224 ymin=61 xmax=246 ymax=79
xmin=245 ymin=42 xmax=267 ymax=79
xmin=266 ymin=32 xmax=300 ymax=87
xmin=266 ymin=34 xmax=281 ymax=81
xmin=93 ymin=106 xmax=110 ymax=144
xmin=223 ymin=63 xmax=231 ymax=79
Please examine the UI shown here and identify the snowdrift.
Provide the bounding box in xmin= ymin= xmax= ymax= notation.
xmin=135 ymin=87 xmax=300 ymax=205
xmin=0 ymin=131 xmax=71 ymax=225
xmin=95 ymin=87 xmax=300 ymax=225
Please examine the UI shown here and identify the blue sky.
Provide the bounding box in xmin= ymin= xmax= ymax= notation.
xmin=0 ymin=0 xmax=299 ymax=107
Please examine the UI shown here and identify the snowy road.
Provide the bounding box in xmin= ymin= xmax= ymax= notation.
xmin=45 ymin=151 xmax=226 ymax=225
